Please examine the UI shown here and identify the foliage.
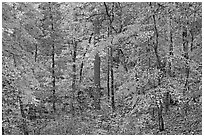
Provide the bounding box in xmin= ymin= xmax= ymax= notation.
xmin=2 ymin=2 xmax=202 ymax=135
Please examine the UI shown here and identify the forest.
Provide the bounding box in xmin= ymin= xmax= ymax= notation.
xmin=2 ymin=2 xmax=202 ymax=135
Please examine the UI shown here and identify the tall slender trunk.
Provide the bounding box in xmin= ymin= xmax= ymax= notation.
xmin=151 ymin=3 xmax=161 ymax=86
xmin=110 ymin=46 xmax=115 ymax=111
xmin=168 ymin=15 xmax=174 ymax=77
xmin=51 ymin=41 xmax=56 ymax=112
xmin=71 ymin=40 xmax=77 ymax=115
xmin=182 ymin=26 xmax=189 ymax=95
xmin=150 ymin=2 xmax=164 ymax=131
xmin=107 ymin=47 xmax=110 ymax=100
xmin=50 ymin=5 xmax=56 ymax=112
xmin=94 ymin=52 xmax=101 ymax=110
xmin=104 ymin=2 xmax=115 ymax=111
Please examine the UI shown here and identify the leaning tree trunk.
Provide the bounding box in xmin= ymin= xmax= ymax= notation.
xmin=94 ymin=52 xmax=101 ymax=110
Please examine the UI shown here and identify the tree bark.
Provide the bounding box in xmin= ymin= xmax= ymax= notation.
xmin=34 ymin=44 xmax=38 ymax=62
xmin=104 ymin=2 xmax=116 ymax=111
xmin=182 ymin=26 xmax=189 ymax=95
xmin=51 ymin=41 xmax=56 ymax=112
xmin=71 ymin=40 xmax=77 ymax=115
xmin=18 ymin=96 xmax=29 ymax=135
xmin=94 ymin=52 xmax=101 ymax=110
xmin=107 ymin=47 xmax=110 ymax=100
xmin=167 ymin=15 xmax=174 ymax=77
xmin=50 ymin=4 xmax=56 ymax=112
xmin=110 ymin=46 xmax=115 ymax=111
xmin=150 ymin=3 xmax=164 ymax=131
xmin=157 ymin=99 xmax=164 ymax=131
xmin=151 ymin=3 xmax=161 ymax=86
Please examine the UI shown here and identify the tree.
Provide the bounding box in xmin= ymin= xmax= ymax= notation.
xmin=94 ymin=52 xmax=101 ymax=110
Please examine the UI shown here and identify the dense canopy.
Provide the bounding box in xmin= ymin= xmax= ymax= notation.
xmin=2 ymin=2 xmax=202 ymax=135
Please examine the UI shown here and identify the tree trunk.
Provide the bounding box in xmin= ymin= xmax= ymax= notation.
xmin=190 ymin=30 xmax=194 ymax=52
xmin=104 ymin=2 xmax=115 ymax=111
xmin=71 ymin=40 xmax=77 ymax=115
xmin=18 ymin=96 xmax=29 ymax=135
xmin=110 ymin=46 xmax=115 ymax=111
xmin=182 ymin=26 xmax=189 ymax=95
xmin=34 ymin=44 xmax=38 ymax=62
xmin=107 ymin=47 xmax=110 ymax=100
xmin=167 ymin=15 xmax=174 ymax=77
xmin=164 ymin=91 xmax=171 ymax=113
xmin=50 ymin=9 xmax=56 ymax=113
xmin=150 ymin=3 xmax=164 ymax=131
xmin=151 ymin=3 xmax=161 ymax=86
xmin=94 ymin=52 xmax=101 ymax=110
xmin=157 ymin=99 xmax=164 ymax=131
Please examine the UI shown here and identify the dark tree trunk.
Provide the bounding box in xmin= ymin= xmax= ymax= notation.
xmin=107 ymin=47 xmax=110 ymax=100
xmin=51 ymin=40 xmax=56 ymax=112
xmin=164 ymin=91 xmax=171 ymax=113
xmin=150 ymin=3 xmax=164 ymax=131
xmin=151 ymin=3 xmax=162 ymax=86
xmin=34 ymin=44 xmax=38 ymax=62
xmin=157 ymin=100 xmax=164 ymax=131
xmin=104 ymin=2 xmax=115 ymax=111
xmin=94 ymin=52 xmax=101 ymax=110
xmin=168 ymin=16 xmax=174 ymax=77
xmin=182 ymin=26 xmax=189 ymax=95
xmin=71 ymin=40 xmax=77 ymax=115
xmin=2 ymin=127 xmax=5 ymax=135
xmin=50 ymin=7 xmax=56 ymax=113
xmin=18 ymin=96 xmax=29 ymax=135
xmin=110 ymin=46 xmax=115 ymax=111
